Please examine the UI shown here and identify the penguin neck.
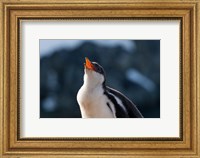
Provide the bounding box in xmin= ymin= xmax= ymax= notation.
xmin=83 ymin=75 xmax=105 ymax=91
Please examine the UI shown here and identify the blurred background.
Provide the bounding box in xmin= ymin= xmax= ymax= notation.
xmin=40 ymin=40 xmax=160 ymax=118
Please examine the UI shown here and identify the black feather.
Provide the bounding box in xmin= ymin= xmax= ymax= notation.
xmin=104 ymin=91 xmax=129 ymax=118
xmin=105 ymin=87 xmax=144 ymax=118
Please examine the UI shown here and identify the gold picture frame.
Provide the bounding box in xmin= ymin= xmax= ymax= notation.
xmin=0 ymin=0 xmax=199 ymax=157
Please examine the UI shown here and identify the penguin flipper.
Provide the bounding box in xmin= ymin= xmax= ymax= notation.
xmin=106 ymin=87 xmax=144 ymax=118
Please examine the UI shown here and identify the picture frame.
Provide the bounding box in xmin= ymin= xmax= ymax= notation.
xmin=0 ymin=0 xmax=199 ymax=157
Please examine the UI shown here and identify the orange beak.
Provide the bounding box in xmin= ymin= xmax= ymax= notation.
xmin=85 ymin=57 xmax=95 ymax=71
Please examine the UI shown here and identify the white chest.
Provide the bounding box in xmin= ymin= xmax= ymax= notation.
xmin=77 ymin=85 xmax=114 ymax=118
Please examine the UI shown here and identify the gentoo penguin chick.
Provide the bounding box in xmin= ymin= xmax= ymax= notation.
xmin=77 ymin=57 xmax=144 ymax=118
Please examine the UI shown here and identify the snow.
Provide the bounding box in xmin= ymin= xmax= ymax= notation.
xmin=126 ymin=68 xmax=156 ymax=92
xmin=42 ymin=97 xmax=57 ymax=112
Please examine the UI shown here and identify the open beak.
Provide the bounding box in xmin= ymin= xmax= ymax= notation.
xmin=85 ymin=57 xmax=95 ymax=71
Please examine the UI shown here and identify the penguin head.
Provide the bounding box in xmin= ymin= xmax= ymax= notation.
xmin=84 ymin=57 xmax=106 ymax=86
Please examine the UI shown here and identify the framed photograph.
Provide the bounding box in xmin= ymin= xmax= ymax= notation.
xmin=0 ymin=0 xmax=199 ymax=157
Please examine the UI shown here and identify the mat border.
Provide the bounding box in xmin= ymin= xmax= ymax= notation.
xmin=18 ymin=18 xmax=182 ymax=141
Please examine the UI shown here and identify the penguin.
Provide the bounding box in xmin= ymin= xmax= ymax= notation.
xmin=77 ymin=57 xmax=144 ymax=118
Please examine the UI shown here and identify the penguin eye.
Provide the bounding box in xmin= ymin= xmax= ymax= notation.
xmin=92 ymin=63 xmax=103 ymax=74
xmin=95 ymin=67 xmax=99 ymax=71
xmin=93 ymin=64 xmax=99 ymax=70
xmin=97 ymin=67 xmax=102 ymax=73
